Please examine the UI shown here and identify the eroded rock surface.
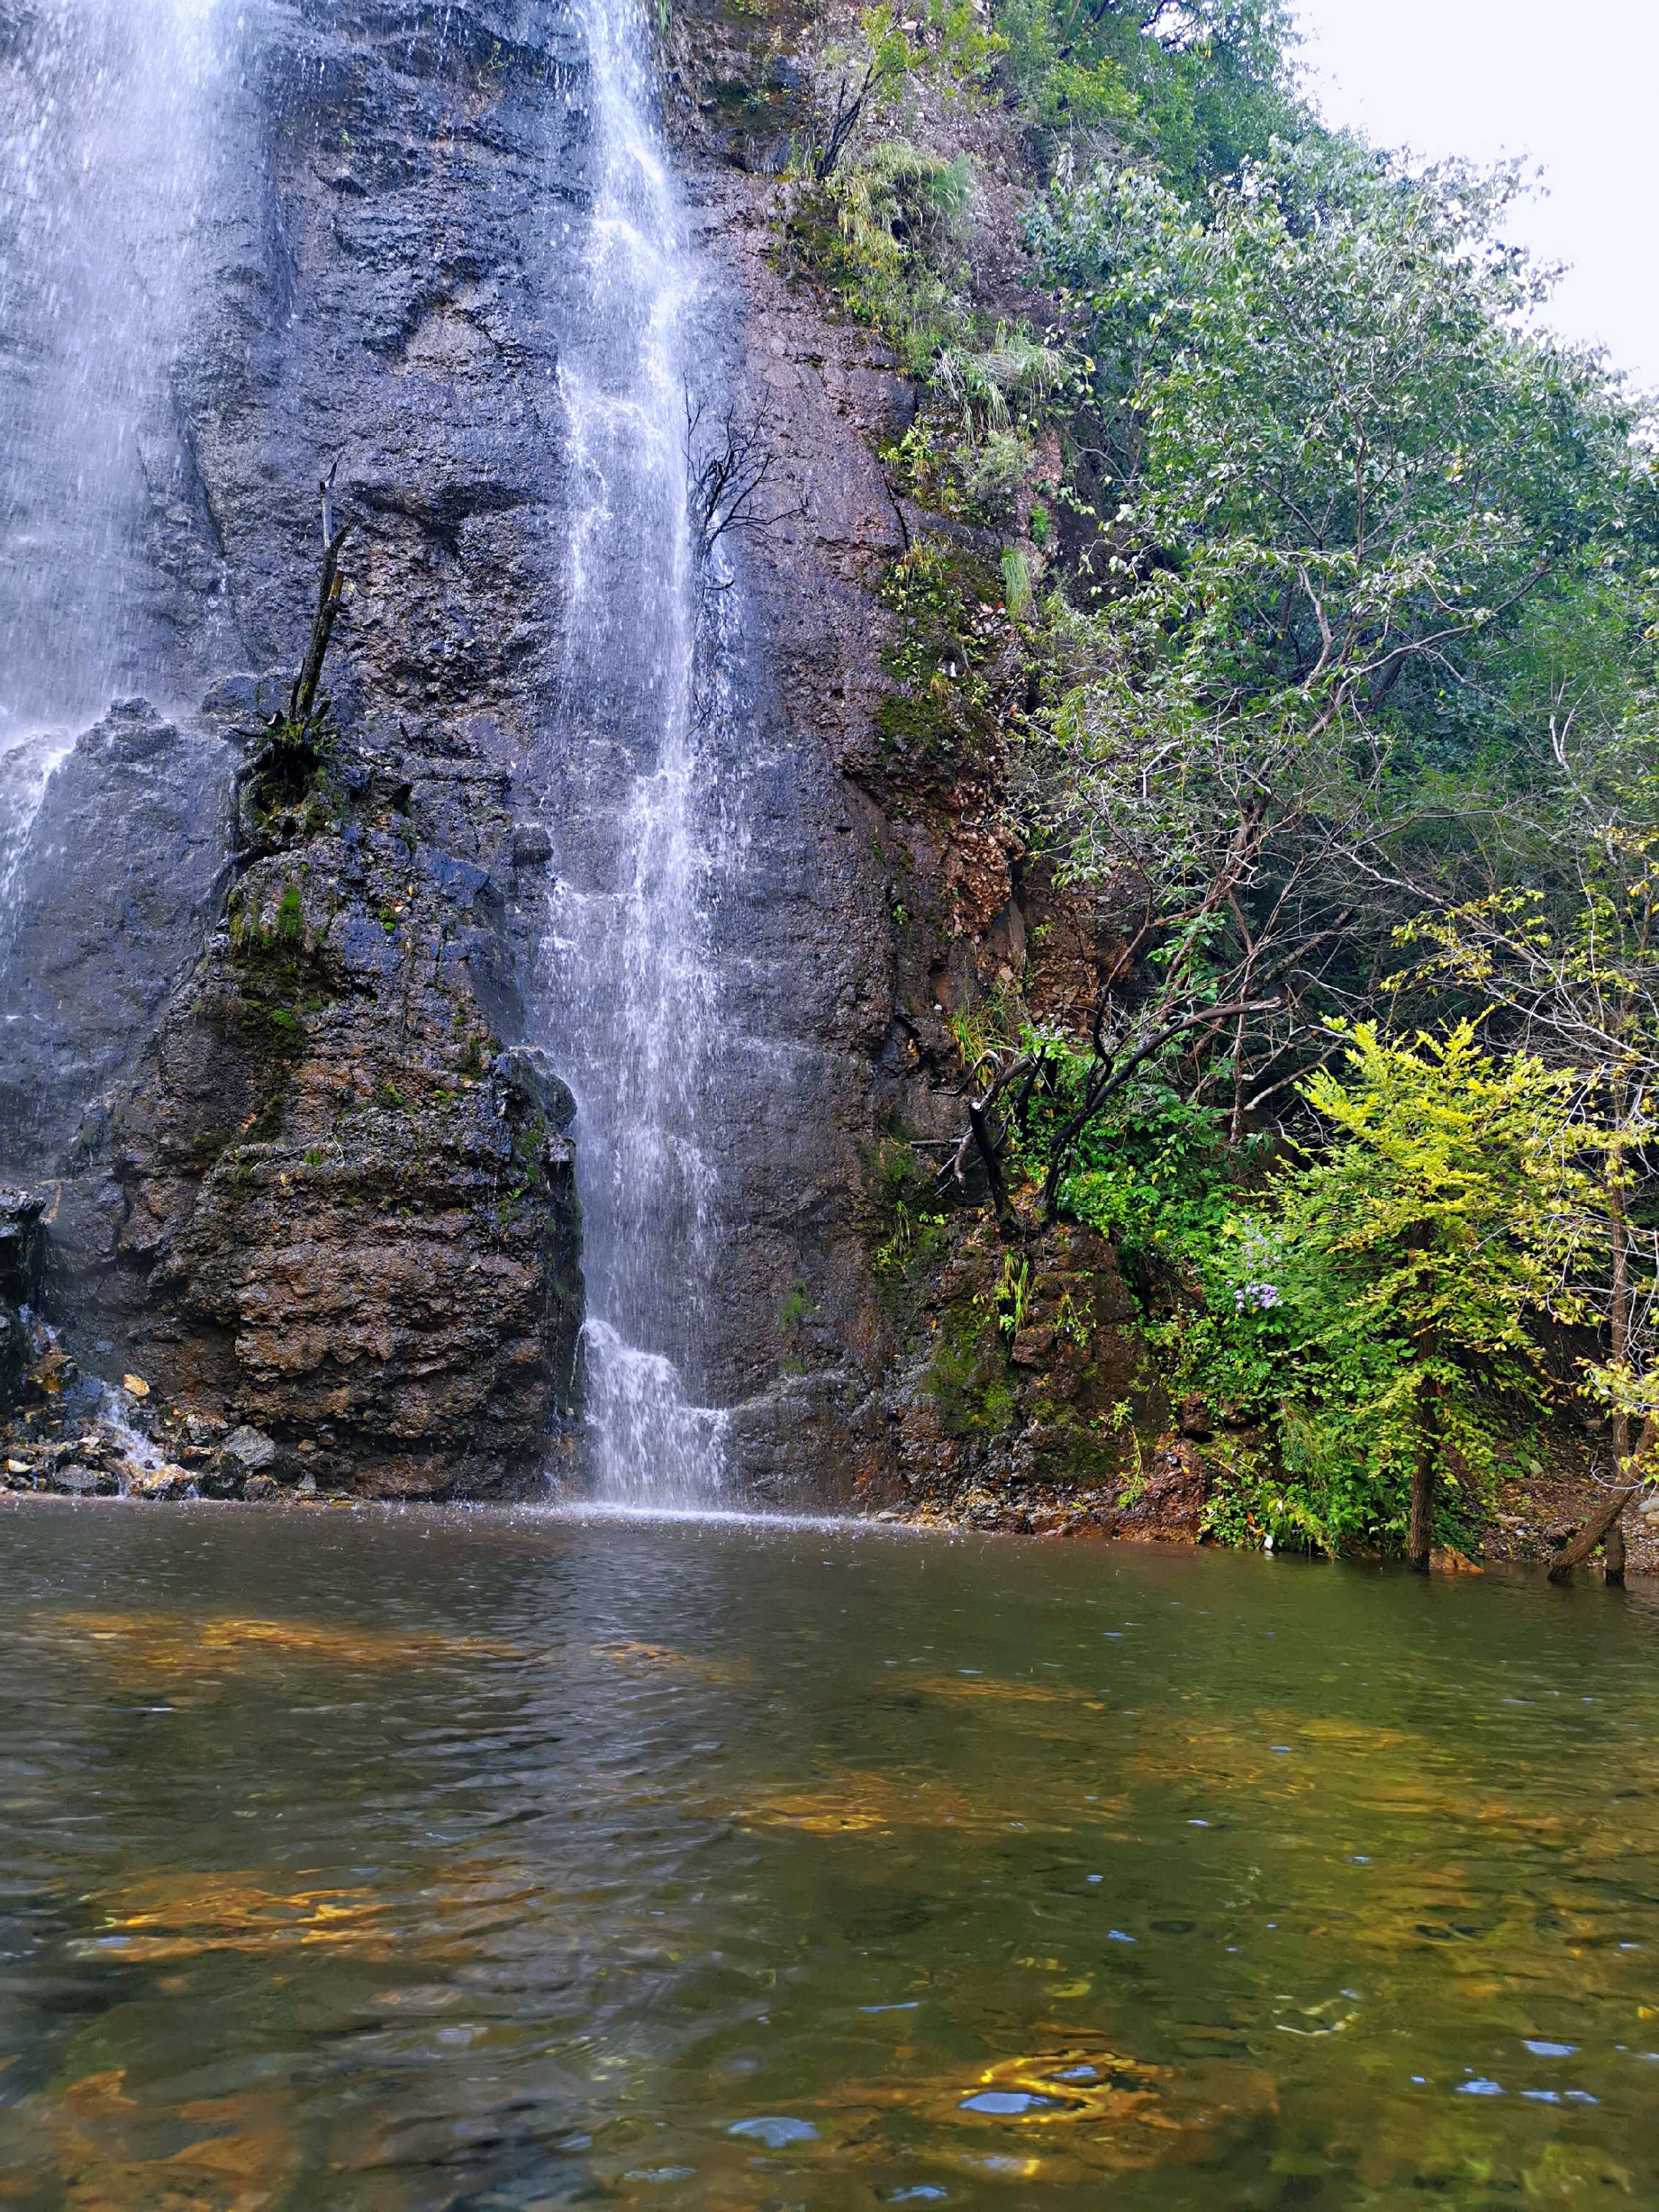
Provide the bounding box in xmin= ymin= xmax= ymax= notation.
xmin=0 ymin=1 xmax=1161 ymax=1514
xmin=0 ymin=701 xmax=235 ymax=1245
xmin=107 ymin=723 xmax=582 ymax=1499
xmin=0 ymin=1185 xmax=44 ymax=1413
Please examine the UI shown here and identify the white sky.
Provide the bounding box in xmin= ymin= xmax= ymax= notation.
xmin=1289 ymin=0 xmax=1659 ymax=392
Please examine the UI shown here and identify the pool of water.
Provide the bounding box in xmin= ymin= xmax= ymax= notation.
xmin=0 ymin=1499 xmax=1654 ymax=2208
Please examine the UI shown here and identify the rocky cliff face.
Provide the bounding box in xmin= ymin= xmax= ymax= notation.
xmin=0 ymin=1184 xmax=43 ymax=1413
xmin=111 ymin=719 xmax=581 ymax=1498
xmin=1 ymin=2 xmax=595 ymax=1495
xmin=656 ymin=3 xmax=1177 ymax=1523
xmin=0 ymin=0 xmax=1159 ymax=1515
xmin=0 ymin=699 xmax=234 ymax=1304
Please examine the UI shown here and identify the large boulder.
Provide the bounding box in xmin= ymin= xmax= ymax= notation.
xmin=110 ymin=725 xmax=584 ymax=1500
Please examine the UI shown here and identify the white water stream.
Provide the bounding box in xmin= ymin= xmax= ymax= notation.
xmin=543 ymin=0 xmax=731 ymax=1506
xmin=0 ymin=0 xmax=233 ymax=893
xmin=1 ymin=0 xmax=742 ymax=1507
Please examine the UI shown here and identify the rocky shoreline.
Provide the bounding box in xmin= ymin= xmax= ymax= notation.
xmin=6 ymin=1359 xmax=1650 ymax=1584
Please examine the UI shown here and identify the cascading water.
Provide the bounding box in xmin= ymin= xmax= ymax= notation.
xmin=0 ymin=0 xmax=234 ymax=890
xmin=542 ymin=0 xmax=732 ymax=1506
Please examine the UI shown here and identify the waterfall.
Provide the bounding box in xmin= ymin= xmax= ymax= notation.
xmin=0 ymin=0 xmax=233 ymax=880
xmin=542 ymin=0 xmax=731 ymax=1505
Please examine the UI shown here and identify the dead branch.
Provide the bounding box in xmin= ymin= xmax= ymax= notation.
xmin=686 ymin=396 xmax=799 ymax=567
xmin=1548 ymin=1421 xmax=1653 ymax=1581
xmin=289 ymin=517 xmax=354 ymax=727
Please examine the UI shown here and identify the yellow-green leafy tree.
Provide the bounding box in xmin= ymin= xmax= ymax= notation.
xmin=1210 ymin=1024 xmax=1586 ymax=1566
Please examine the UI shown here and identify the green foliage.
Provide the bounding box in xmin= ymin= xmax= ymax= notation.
xmin=924 ymin=1309 xmax=1018 ymax=1435
xmin=861 ymin=1135 xmax=952 ymax=1318
xmin=1031 ymin=142 xmax=1649 ymax=751
xmin=1018 ymin=1053 xmax=1241 ymax=1280
xmin=993 ymin=1250 xmax=1033 ymax=1340
xmin=805 ymin=3 xmax=1003 ymax=183
xmin=1000 ymin=545 xmax=1033 ymax=615
xmin=1185 ymin=1024 xmax=1586 ymax=1552
xmin=934 ymin=325 xmax=1076 ymax=436
xmin=997 ymin=0 xmax=1300 ymax=191
xmin=880 ymin=536 xmax=1003 ymax=687
xmin=1003 ymin=130 xmax=1659 ymax=1143
xmin=248 ymin=713 xmax=335 ymax=820
xmin=872 ymin=537 xmax=1012 ymax=782
xmin=795 ymin=0 xmax=1659 ymax=1552
xmin=807 ymin=141 xmax=978 ymax=370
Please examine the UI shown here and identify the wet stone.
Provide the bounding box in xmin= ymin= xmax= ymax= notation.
xmin=52 ymin=1463 xmax=116 ymax=1496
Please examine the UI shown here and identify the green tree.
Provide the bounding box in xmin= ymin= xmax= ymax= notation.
xmin=998 ymin=0 xmax=1300 ymax=189
xmin=1212 ymin=1023 xmax=1584 ymax=1566
xmin=1397 ymin=781 xmax=1659 ymax=1576
xmin=1033 ymin=142 xmax=1649 ymax=755
xmin=1012 ymin=139 xmax=1655 ymax=1135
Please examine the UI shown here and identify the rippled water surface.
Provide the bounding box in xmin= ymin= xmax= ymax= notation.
xmin=1 ymin=1502 xmax=1655 ymax=2208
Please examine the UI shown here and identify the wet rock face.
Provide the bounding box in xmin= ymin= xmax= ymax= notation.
xmin=0 ymin=3 xmax=593 ymax=1493
xmin=907 ymin=1222 xmax=1160 ymax=1488
xmin=0 ymin=701 xmax=233 ymax=1184
xmin=174 ymin=0 xmax=930 ymax=1497
xmin=111 ymin=728 xmax=582 ymax=1499
xmin=0 ymin=1185 xmax=44 ymax=1412
xmin=853 ymin=1206 xmax=1181 ymax=1537
xmin=183 ymin=1 xmax=586 ymax=738
xmin=0 ymin=0 xmax=1117 ymax=1510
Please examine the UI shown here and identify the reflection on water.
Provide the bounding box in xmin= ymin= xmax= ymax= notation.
xmin=0 ymin=1504 xmax=1655 ymax=2207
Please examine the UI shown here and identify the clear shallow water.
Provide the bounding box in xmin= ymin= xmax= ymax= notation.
xmin=1 ymin=1505 xmax=1655 ymax=2208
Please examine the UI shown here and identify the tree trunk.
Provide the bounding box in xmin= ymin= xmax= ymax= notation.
xmin=965 ymin=1098 xmax=1015 ymax=1242
xmin=1408 ymin=1371 xmax=1438 ymax=1573
xmin=1548 ymin=1482 xmax=1639 ymax=1581
xmin=1546 ymin=1143 xmax=1639 ymax=1588
xmin=1604 ymin=1510 xmax=1628 ymax=1588
xmin=1551 ymin=1414 xmax=1651 ymax=1583
xmin=289 ymin=521 xmax=352 ymax=727
xmin=1606 ymin=1154 xmax=1631 ymax=1589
